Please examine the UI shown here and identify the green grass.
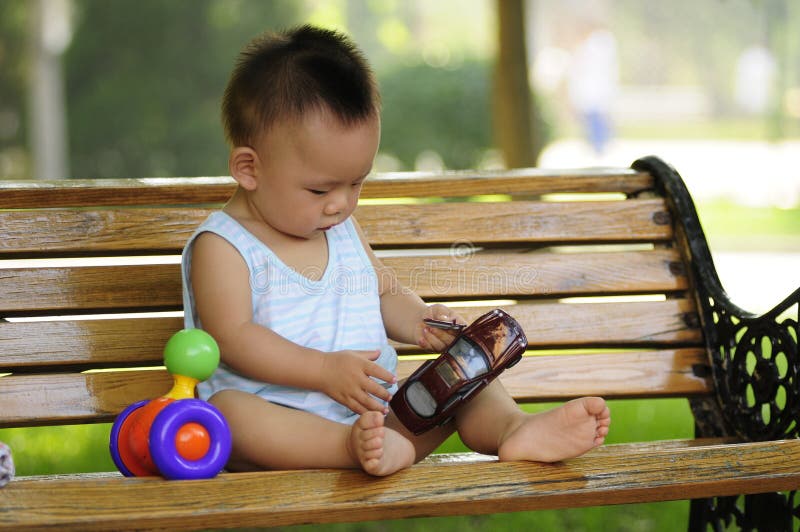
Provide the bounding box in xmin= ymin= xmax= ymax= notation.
xmin=0 ymin=423 xmax=116 ymax=476
xmin=697 ymin=199 xmax=800 ymax=252
xmin=0 ymin=398 xmax=695 ymax=530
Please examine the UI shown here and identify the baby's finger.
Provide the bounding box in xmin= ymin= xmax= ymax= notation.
xmin=346 ymin=396 xmax=367 ymax=415
xmin=365 ymin=361 xmax=396 ymax=385
xmin=423 ymin=326 xmax=455 ymax=351
xmin=437 ymin=312 xmax=467 ymax=327
xmin=429 ymin=304 xmax=465 ymax=323
xmin=353 ymin=349 xmax=381 ymax=361
xmin=357 ymin=391 xmax=389 ymax=414
xmin=364 ymin=378 xmax=392 ymax=402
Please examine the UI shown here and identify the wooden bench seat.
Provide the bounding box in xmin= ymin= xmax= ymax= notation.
xmin=0 ymin=155 xmax=797 ymax=530
xmin=5 ymin=439 xmax=800 ymax=530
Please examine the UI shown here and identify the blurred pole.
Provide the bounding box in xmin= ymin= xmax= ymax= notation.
xmin=493 ymin=0 xmax=539 ymax=168
xmin=766 ymin=0 xmax=788 ymax=141
xmin=30 ymin=0 xmax=71 ymax=180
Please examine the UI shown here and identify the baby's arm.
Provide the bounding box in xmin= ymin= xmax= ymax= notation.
xmin=190 ymin=231 xmax=395 ymax=414
xmin=350 ymin=218 xmax=465 ymax=351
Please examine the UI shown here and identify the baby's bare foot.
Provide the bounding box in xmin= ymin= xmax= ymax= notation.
xmin=347 ymin=411 xmax=415 ymax=476
xmin=498 ymin=397 xmax=611 ymax=463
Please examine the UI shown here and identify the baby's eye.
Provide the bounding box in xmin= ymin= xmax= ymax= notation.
xmin=308 ymin=189 xmax=327 ymax=196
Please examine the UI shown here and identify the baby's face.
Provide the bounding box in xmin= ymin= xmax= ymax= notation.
xmin=250 ymin=110 xmax=380 ymax=240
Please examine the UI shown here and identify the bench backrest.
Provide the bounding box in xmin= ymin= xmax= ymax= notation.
xmin=0 ymin=168 xmax=711 ymax=429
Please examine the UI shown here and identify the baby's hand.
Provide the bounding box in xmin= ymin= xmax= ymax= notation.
xmin=320 ymin=350 xmax=397 ymax=414
xmin=418 ymin=304 xmax=467 ymax=352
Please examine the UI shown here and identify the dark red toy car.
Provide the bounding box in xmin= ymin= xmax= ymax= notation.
xmin=391 ymin=309 xmax=527 ymax=435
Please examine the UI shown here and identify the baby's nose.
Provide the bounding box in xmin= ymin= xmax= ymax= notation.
xmin=324 ymin=192 xmax=348 ymax=215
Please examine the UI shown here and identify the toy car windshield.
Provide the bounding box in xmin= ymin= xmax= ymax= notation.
xmin=391 ymin=309 xmax=526 ymax=434
xmin=449 ymin=338 xmax=490 ymax=378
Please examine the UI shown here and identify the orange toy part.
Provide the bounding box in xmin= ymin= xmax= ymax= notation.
xmin=123 ymin=397 xmax=174 ymax=476
xmin=175 ymin=422 xmax=211 ymax=461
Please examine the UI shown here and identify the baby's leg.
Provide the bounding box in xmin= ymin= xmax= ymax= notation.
xmin=496 ymin=396 xmax=611 ymax=462
xmin=348 ymin=406 xmax=456 ymax=475
xmin=210 ymin=389 xmax=353 ymax=470
xmin=454 ymin=381 xmax=610 ymax=463
xmin=347 ymin=411 xmax=417 ymax=476
xmin=209 ymin=389 xmax=418 ymax=475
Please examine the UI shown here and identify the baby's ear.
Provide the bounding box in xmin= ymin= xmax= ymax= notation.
xmin=229 ymin=147 xmax=259 ymax=190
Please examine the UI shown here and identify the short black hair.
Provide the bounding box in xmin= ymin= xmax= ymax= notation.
xmin=221 ymin=25 xmax=380 ymax=147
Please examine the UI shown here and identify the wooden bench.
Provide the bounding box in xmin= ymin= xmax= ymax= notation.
xmin=0 ymin=155 xmax=797 ymax=530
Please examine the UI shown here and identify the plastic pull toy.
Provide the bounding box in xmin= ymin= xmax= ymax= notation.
xmin=109 ymin=329 xmax=232 ymax=480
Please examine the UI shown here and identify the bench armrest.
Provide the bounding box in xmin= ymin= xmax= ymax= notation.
xmin=705 ymin=286 xmax=799 ymax=441
xmin=634 ymin=156 xmax=799 ymax=441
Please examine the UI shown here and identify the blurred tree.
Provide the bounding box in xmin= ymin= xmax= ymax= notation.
xmin=379 ymin=60 xmax=492 ymax=170
xmin=493 ymin=0 xmax=544 ymax=167
xmin=30 ymin=0 xmax=72 ymax=180
xmin=0 ymin=0 xmax=30 ymax=179
xmin=765 ymin=0 xmax=790 ymax=140
xmin=64 ymin=0 xmax=299 ymax=179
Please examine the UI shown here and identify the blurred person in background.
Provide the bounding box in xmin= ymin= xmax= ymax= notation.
xmin=567 ymin=18 xmax=619 ymax=155
xmin=734 ymin=43 xmax=776 ymax=115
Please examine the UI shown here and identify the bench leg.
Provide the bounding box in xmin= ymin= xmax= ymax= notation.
xmin=690 ymin=492 xmax=798 ymax=532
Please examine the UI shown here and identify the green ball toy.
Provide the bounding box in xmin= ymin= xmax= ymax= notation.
xmin=163 ymin=329 xmax=220 ymax=381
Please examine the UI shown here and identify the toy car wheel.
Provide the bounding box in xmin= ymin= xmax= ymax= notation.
xmin=149 ymin=399 xmax=232 ymax=480
xmin=109 ymin=400 xmax=149 ymax=477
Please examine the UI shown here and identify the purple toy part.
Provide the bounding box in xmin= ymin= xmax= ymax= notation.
xmin=109 ymin=399 xmax=149 ymax=477
xmin=149 ymin=399 xmax=232 ymax=480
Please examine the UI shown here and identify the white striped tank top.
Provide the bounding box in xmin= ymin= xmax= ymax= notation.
xmin=182 ymin=211 xmax=398 ymax=424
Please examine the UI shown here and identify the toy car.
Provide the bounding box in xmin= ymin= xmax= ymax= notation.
xmin=391 ymin=309 xmax=527 ymax=435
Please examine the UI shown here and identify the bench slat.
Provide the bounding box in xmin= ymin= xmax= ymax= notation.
xmin=0 ymin=369 xmax=172 ymax=427
xmin=2 ymin=440 xmax=798 ymax=530
xmin=360 ymin=199 xmax=671 ymax=246
xmin=498 ymin=349 xmax=710 ymax=401
xmin=363 ymin=169 xmax=652 ymax=198
xmin=0 ymin=349 xmax=710 ymax=427
xmin=0 ymin=250 xmax=686 ymax=314
xmin=0 ymin=199 xmax=670 ymax=255
xmin=0 ymin=264 xmax=183 ymax=314
xmin=0 ymin=317 xmax=182 ymax=369
xmin=0 ymin=170 xmax=651 ymax=209
xmin=389 ymin=249 xmax=686 ymax=299
xmin=0 ymin=251 xmax=689 ymax=315
xmin=0 ymin=300 xmax=701 ymax=370
xmin=0 ymin=208 xmax=209 ymax=255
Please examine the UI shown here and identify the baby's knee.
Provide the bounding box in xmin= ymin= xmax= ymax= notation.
xmin=206 ymin=388 xmax=259 ymax=415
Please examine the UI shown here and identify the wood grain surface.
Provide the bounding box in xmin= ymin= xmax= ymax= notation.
xmin=0 ymin=199 xmax=671 ymax=255
xmin=0 ymin=349 xmax=710 ymax=427
xmin=1 ymin=169 xmax=794 ymax=529
xmin=0 ymin=169 xmax=651 ymax=208
xmin=0 ymin=249 xmax=686 ymax=314
xmin=1 ymin=439 xmax=797 ymax=530
xmin=0 ymin=299 xmax=701 ymax=370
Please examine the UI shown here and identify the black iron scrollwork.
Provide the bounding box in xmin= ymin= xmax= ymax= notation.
xmin=689 ymin=491 xmax=799 ymax=531
xmin=711 ymin=290 xmax=799 ymax=441
xmin=632 ymin=156 xmax=800 ymax=532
